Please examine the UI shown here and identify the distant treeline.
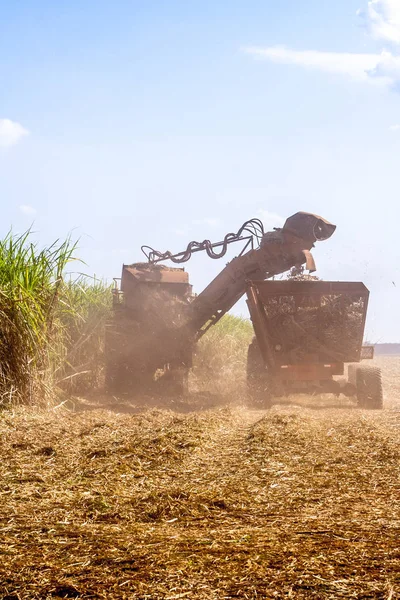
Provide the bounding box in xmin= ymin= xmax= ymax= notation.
xmin=374 ymin=344 xmax=400 ymax=356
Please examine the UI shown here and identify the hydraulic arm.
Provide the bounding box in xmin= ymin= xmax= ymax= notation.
xmin=144 ymin=212 xmax=336 ymax=339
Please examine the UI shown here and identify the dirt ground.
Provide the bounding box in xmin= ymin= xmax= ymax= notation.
xmin=0 ymin=357 xmax=399 ymax=599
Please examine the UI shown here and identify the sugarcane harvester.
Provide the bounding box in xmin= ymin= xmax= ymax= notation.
xmin=106 ymin=212 xmax=381 ymax=408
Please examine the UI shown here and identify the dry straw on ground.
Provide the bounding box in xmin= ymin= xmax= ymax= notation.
xmin=0 ymin=357 xmax=399 ymax=599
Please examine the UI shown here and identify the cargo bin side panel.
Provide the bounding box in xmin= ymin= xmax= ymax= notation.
xmin=246 ymin=281 xmax=370 ymax=367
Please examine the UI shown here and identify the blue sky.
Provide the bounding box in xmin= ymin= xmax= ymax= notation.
xmin=1 ymin=0 xmax=400 ymax=341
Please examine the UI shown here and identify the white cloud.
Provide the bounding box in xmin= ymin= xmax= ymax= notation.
xmin=258 ymin=210 xmax=285 ymax=231
xmin=244 ymin=3 xmax=400 ymax=90
xmin=0 ymin=119 xmax=29 ymax=148
xmin=367 ymin=49 xmax=400 ymax=85
xmin=389 ymin=123 xmax=400 ymax=130
xmin=245 ymin=45 xmax=400 ymax=87
xmin=244 ymin=46 xmax=398 ymax=85
xmin=19 ymin=204 xmax=37 ymax=216
xmin=243 ymin=0 xmax=400 ymax=96
xmin=366 ymin=0 xmax=400 ymax=44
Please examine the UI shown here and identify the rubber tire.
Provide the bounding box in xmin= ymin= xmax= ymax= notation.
xmin=356 ymin=366 xmax=383 ymax=410
xmin=246 ymin=339 xmax=272 ymax=408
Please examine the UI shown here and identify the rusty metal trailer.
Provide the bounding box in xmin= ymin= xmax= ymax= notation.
xmin=246 ymin=280 xmax=382 ymax=409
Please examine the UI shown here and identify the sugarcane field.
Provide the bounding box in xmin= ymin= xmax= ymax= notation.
xmin=3 ymin=2 xmax=400 ymax=598
xmin=0 ymin=211 xmax=399 ymax=599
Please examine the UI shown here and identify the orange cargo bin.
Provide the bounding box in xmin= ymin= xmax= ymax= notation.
xmin=246 ymin=280 xmax=370 ymax=382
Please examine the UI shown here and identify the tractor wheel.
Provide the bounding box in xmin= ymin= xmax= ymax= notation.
xmin=356 ymin=366 xmax=383 ymax=410
xmin=246 ymin=339 xmax=272 ymax=408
